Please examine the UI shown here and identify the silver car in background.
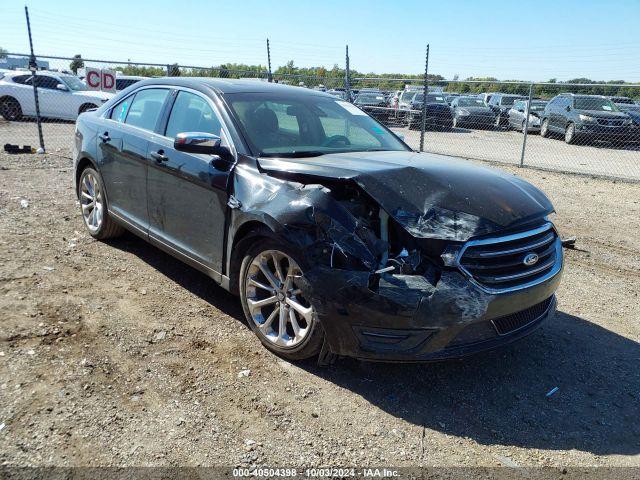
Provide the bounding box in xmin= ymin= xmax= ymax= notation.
xmin=508 ymin=99 xmax=548 ymax=133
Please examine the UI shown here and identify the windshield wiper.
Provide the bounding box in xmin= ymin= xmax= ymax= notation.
xmin=258 ymin=151 xmax=327 ymax=158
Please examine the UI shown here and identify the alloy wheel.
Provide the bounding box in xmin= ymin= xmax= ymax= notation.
xmin=244 ymin=250 xmax=313 ymax=348
xmin=80 ymin=171 xmax=103 ymax=233
xmin=565 ymin=123 xmax=575 ymax=143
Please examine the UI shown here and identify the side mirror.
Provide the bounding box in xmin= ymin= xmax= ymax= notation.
xmin=565 ymin=105 xmax=571 ymax=112
xmin=518 ymin=108 xmax=525 ymax=112
xmin=56 ymin=84 xmax=68 ymax=91
xmin=174 ymin=132 xmax=229 ymax=158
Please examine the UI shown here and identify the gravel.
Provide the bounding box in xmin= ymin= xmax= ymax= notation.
xmin=0 ymin=150 xmax=638 ymax=468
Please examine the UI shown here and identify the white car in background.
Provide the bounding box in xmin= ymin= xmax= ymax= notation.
xmin=0 ymin=71 xmax=114 ymax=121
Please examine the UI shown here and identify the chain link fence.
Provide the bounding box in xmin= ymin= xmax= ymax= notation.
xmin=1 ymin=53 xmax=639 ymax=180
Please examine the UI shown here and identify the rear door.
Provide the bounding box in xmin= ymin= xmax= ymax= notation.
xmin=146 ymin=89 xmax=232 ymax=274
xmin=97 ymin=87 xmax=171 ymax=234
xmin=32 ymin=75 xmax=67 ymax=118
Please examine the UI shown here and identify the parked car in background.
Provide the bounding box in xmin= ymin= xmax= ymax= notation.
xmin=397 ymin=89 xmax=419 ymax=116
xmin=0 ymin=71 xmax=114 ymax=121
xmin=540 ymin=93 xmax=632 ymax=145
xmin=451 ymin=96 xmax=496 ymax=129
xmin=507 ymin=99 xmax=548 ymax=133
xmin=354 ymin=92 xmax=389 ymax=122
xmin=73 ymin=77 xmax=562 ymax=363
xmin=406 ymin=92 xmax=453 ymax=130
xmin=115 ymin=75 xmax=145 ymax=91
xmin=487 ymin=93 xmax=527 ymax=128
xmin=479 ymin=92 xmax=494 ymax=106
xmin=326 ymin=89 xmax=350 ymax=100
xmin=445 ymin=93 xmax=460 ymax=105
xmin=607 ymin=97 xmax=640 ymax=141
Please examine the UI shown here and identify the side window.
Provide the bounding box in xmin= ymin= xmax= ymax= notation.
xmin=35 ymin=76 xmax=61 ymax=90
xmin=12 ymin=75 xmax=32 ymax=85
xmin=110 ymin=96 xmax=132 ymax=123
xmin=514 ymin=101 xmax=523 ymax=110
xmin=124 ymin=88 xmax=169 ymax=131
xmin=165 ymin=91 xmax=223 ymax=138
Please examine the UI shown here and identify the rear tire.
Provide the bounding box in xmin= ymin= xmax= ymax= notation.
xmin=0 ymin=97 xmax=22 ymax=121
xmin=78 ymin=167 xmax=125 ymax=240
xmin=239 ymin=239 xmax=325 ymax=361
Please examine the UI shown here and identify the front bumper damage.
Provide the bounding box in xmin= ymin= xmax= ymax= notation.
xmin=231 ymin=154 xmax=563 ymax=362
xmin=302 ymin=264 xmax=561 ymax=362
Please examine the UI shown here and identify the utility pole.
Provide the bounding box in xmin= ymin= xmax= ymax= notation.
xmin=419 ymin=44 xmax=430 ymax=152
xmin=345 ymin=45 xmax=351 ymax=102
xmin=266 ymin=38 xmax=273 ymax=82
xmin=25 ymin=6 xmax=45 ymax=153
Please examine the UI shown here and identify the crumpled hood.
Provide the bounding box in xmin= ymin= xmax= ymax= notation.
xmin=257 ymin=151 xmax=554 ymax=242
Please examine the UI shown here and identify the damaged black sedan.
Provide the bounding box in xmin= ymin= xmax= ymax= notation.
xmin=73 ymin=78 xmax=563 ymax=363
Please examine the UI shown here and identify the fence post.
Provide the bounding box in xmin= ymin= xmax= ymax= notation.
xmin=24 ymin=6 xmax=45 ymax=153
xmin=519 ymin=82 xmax=534 ymax=167
xmin=266 ymin=38 xmax=272 ymax=82
xmin=344 ymin=45 xmax=351 ymax=102
xmin=419 ymin=44 xmax=430 ymax=152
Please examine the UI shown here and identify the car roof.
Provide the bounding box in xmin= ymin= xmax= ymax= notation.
xmin=131 ymin=77 xmax=336 ymax=97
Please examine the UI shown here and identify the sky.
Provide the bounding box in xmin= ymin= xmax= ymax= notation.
xmin=1 ymin=0 xmax=640 ymax=82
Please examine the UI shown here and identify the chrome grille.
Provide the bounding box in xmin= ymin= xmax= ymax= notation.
xmin=457 ymin=223 xmax=562 ymax=292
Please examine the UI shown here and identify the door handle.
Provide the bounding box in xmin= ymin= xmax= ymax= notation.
xmin=150 ymin=150 xmax=168 ymax=163
xmin=98 ymin=132 xmax=110 ymax=142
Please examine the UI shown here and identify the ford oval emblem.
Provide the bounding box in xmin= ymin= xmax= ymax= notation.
xmin=523 ymin=253 xmax=539 ymax=266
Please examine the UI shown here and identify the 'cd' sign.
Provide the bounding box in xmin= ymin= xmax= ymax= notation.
xmin=85 ymin=68 xmax=116 ymax=93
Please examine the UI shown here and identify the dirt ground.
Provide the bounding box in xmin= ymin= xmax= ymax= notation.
xmin=0 ymin=149 xmax=639 ymax=469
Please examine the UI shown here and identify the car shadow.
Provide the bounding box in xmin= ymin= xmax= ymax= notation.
xmin=301 ymin=310 xmax=640 ymax=456
xmin=106 ymin=233 xmax=639 ymax=456
xmin=105 ymin=232 xmax=244 ymax=321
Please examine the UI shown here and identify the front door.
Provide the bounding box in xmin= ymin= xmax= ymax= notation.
xmin=146 ymin=90 xmax=232 ymax=274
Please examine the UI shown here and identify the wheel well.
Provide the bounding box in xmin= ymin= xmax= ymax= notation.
xmin=75 ymin=158 xmax=95 ymax=195
xmin=0 ymin=96 xmax=20 ymax=109
xmin=228 ymin=221 xmax=273 ymax=295
xmin=78 ymin=103 xmax=98 ymax=114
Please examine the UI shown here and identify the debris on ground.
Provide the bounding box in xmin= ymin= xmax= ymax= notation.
xmin=546 ymin=387 xmax=559 ymax=397
xmin=4 ymin=144 xmax=34 ymax=154
xmin=20 ymin=199 xmax=29 ymax=209
xmin=237 ymin=369 xmax=251 ymax=378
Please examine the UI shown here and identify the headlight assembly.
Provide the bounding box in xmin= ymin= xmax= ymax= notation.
xmin=578 ymin=114 xmax=595 ymax=122
xmin=458 ymin=109 xmax=470 ymax=116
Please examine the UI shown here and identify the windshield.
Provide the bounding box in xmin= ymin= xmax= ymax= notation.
xmin=60 ymin=75 xmax=88 ymax=91
xmin=227 ymin=93 xmax=408 ymax=156
xmin=574 ymin=96 xmax=619 ymax=112
xmin=457 ymin=97 xmax=485 ymax=107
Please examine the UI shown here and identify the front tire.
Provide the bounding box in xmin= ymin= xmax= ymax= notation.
xmin=239 ymin=240 xmax=324 ymax=360
xmin=78 ymin=167 xmax=124 ymax=240
xmin=564 ymin=122 xmax=577 ymax=144
xmin=79 ymin=103 xmax=98 ymax=115
xmin=540 ymin=118 xmax=550 ymax=138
